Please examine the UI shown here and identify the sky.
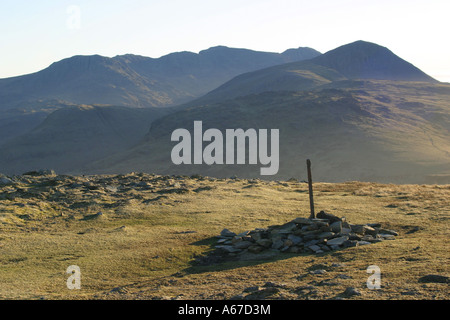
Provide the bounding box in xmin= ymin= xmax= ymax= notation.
xmin=1 ymin=0 xmax=449 ymax=82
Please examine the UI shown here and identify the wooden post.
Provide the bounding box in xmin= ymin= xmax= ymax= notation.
xmin=307 ymin=159 xmax=315 ymax=219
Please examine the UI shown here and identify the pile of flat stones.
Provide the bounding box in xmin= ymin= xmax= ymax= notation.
xmin=216 ymin=211 xmax=398 ymax=256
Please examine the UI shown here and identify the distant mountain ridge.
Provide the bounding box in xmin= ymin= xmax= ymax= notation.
xmin=0 ymin=40 xmax=448 ymax=184
xmin=79 ymin=41 xmax=448 ymax=183
xmin=0 ymin=46 xmax=321 ymax=110
xmin=197 ymin=41 xmax=437 ymax=103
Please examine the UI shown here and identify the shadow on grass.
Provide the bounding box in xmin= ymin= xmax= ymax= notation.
xmin=178 ymin=236 xmax=339 ymax=276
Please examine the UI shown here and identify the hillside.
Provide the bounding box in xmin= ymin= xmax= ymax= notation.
xmin=0 ymin=105 xmax=170 ymax=174
xmin=0 ymin=99 xmax=80 ymax=146
xmin=311 ymin=40 xmax=437 ymax=82
xmin=196 ymin=41 xmax=437 ymax=103
xmin=88 ymin=80 xmax=450 ymax=184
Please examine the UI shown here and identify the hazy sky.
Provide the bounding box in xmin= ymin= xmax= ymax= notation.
xmin=1 ymin=0 xmax=449 ymax=82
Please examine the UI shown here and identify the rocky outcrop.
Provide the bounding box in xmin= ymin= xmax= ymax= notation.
xmin=216 ymin=211 xmax=398 ymax=257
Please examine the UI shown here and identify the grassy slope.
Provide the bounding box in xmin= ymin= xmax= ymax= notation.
xmin=0 ymin=174 xmax=448 ymax=300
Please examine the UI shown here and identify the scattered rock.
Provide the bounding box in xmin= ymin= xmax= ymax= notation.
xmin=81 ymin=211 xmax=103 ymax=221
xmin=244 ymin=287 xmax=279 ymax=300
xmin=331 ymin=263 xmax=345 ymax=268
xmin=401 ymin=290 xmax=419 ymax=296
xmin=335 ymin=274 xmax=352 ymax=279
xmin=418 ymin=275 xmax=449 ymax=284
xmin=309 ymin=269 xmax=327 ymax=275
xmin=343 ymin=287 xmax=362 ymax=297
xmin=110 ymin=286 xmax=129 ymax=294
xmin=0 ymin=176 xmax=14 ymax=185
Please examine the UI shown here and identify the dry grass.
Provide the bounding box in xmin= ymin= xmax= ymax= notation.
xmin=0 ymin=174 xmax=448 ymax=300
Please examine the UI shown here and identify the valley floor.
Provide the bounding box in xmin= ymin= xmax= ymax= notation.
xmin=0 ymin=172 xmax=448 ymax=300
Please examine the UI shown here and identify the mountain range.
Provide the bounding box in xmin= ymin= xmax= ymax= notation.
xmin=0 ymin=46 xmax=320 ymax=110
xmin=0 ymin=40 xmax=449 ymax=184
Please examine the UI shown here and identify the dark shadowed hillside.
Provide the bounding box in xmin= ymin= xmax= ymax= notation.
xmin=0 ymin=105 xmax=170 ymax=174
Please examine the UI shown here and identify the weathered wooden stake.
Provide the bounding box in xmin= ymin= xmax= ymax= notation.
xmin=307 ymin=159 xmax=315 ymax=219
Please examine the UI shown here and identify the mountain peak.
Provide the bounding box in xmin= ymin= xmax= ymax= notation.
xmin=311 ymin=40 xmax=437 ymax=82
xmin=281 ymin=47 xmax=322 ymax=61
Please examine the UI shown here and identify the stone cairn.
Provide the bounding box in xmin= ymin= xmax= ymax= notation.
xmin=215 ymin=211 xmax=398 ymax=256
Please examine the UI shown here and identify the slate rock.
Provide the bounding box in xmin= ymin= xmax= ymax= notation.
xmin=272 ymin=239 xmax=284 ymax=250
xmin=308 ymin=245 xmax=321 ymax=252
xmin=363 ymin=225 xmax=378 ymax=236
xmin=292 ymin=217 xmax=315 ymax=225
xmin=287 ymin=234 xmax=303 ymax=245
xmin=379 ymin=234 xmax=396 ymax=240
xmin=220 ymin=229 xmax=236 ymax=237
xmin=317 ymin=210 xmax=341 ymax=223
xmin=318 ymin=231 xmax=334 ymax=239
xmin=330 ymin=221 xmax=342 ymax=233
xmin=327 ymin=236 xmax=349 ymax=246
xmin=256 ymin=239 xmax=273 ymax=248
xmin=343 ymin=240 xmax=359 ymax=247
xmin=234 ymin=241 xmax=252 ymax=250
xmin=350 ymin=224 xmax=365 ymax=234
xmin=379 ymin=229 xmax=399 ymax=236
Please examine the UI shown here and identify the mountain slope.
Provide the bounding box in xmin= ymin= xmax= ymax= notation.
xmin=0 ymin=99 xmax=82 ymax=146
xmin=0 ymin=46 xmax=321 ymax=110
xmin=311 ymin=40 xmax=437 ymax=82
xmin=86 ymin=80 xmax=450 ymax=184
xmin=197 ymin=41 xmax=437 ymax=104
